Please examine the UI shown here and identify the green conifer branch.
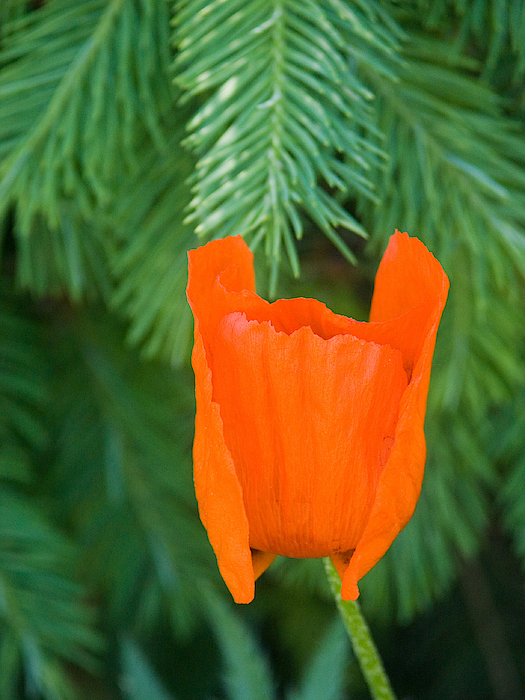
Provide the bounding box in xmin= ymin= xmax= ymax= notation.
xmin=0 ymin=0 xmax=174 ymax=298
xmin=0 ymin=297 xmax=102 ymax=700
xmin=173 ymin=0 xmax=400 ymax=292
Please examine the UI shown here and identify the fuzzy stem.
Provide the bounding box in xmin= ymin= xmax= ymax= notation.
xmin=324 ymin=558 xmax=397 ymax=700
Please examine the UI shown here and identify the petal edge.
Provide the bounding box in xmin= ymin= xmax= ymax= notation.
xmin=191 ymin=317 xmax=255 ymax=604
xmin=341 ymin=232 xmax=449 ymax=600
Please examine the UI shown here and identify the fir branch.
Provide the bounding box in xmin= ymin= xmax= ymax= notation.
xmin=15 ymin=208 xmax=113 ymax=302
xmin=119 ymin=636 xmax=177 ymax=700
xmin=493 ymin=388 xmax=525 ymax=567
xmin=0 ymin=492 xmax=103 ymax=679
xmin=290 ymin=618 xmax=349 ymax=700
xmin=0 ymin=0 xmax=174 ymax=298
xmin=429 ymin=279 xmax=525 ymax=417
xmin=47 ymin=312 xmax=212 ymax=635
xmin=0 ymin=300 xmax=47 ymax=455
xmin=360 ymin=39 xmax=525 ymax=413
xmin=0 ymin=0 xmax=27 ymax=34
xmin=201 ymin=587 xmax=275 ymax=700
xmin=173 ymin=0 xmax=400 ymax=293
xmin=501 ymin=449 xmax=525 ymax=560
xmin=0 ymin=295 xmax=103 ymax=699
xmin=107 ymin=127 xmax=195 ymax=365
xmin=409 ymin=0 xmax=525 ymax=79
xmin=0 ymin=295 xmax=47 ymax=486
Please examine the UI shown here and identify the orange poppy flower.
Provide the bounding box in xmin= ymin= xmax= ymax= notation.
xmin=187 ymin=231 xmax=449 ymax=603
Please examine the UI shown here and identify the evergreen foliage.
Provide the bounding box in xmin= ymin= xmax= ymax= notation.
xmin=107 ymin=126 xmax=195 ymax=364
xmin=0 ymin=298 xmax=102 ymax=700
xmin=174 ymin=0 xmax=399 ymax=292
xmin=0 ymin=0 xmax=174 ymax=297
xmin=1 ymin=0 xmax=525 ymax=697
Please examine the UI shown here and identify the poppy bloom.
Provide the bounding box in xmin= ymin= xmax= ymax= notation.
xmin=187 ymin=232 xmax=448 ymax=603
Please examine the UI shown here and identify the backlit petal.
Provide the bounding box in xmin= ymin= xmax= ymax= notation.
xmin=211 ymin=313 xmax=408 ymax=559
xmin=191 ymin=324 xmax=255 ymax=603
xmin=339 ymin=232 xmax=449 ymax=600
xmin=187 ymin=232 xmax=449 ymax=604
xmin=187 ymin=237 xmax=259 ymax=603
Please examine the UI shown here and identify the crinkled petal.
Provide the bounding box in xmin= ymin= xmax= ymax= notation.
xmin=191 ymin=324 xmax=255 ymax=603
xmin=187 ymin=237 xmax=259 ymax=604
xmin=339 ymin=231 xmax=449 ymax=600
xmin=211 ymin=313 xmax=407 ymax=559
xmin=187 ymin=236 xmax=260 ymax=336
xmin=187 ymin=232 xmax=449 ymax=604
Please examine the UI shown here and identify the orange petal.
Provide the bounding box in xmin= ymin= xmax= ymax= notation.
xmin=370 ymin=231 xmax=449 ymax=324
xmin=211 ymin=313 xmax=408 ymax=559
xmin=330 ymin=550 xmax=355 ymax=582
xmin=191 ymin=325 xmax=255 ymax=603
xmin=187 ymin=232 xmax=449 ymax=603
xmin=338 ymin=232 xmax=449 ymax=600
xmin=252 ymin=551 xmax=277 ymax=580
xmin=341 ymin=375 xmax=426 ymax=600
xmin=187 ymin=236 xmax=255 ymax=322
xmin=187 ymin=237 xmax=258 ymax=604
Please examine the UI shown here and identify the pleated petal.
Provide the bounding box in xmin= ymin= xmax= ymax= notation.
xmin=211 ymin=314 xmax=408 ymax=559
xmin=187 ymin=232 xmax=449 ymax=604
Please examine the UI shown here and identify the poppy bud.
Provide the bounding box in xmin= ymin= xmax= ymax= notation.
xmin=187 ymin=232 xmax=449 ymax=603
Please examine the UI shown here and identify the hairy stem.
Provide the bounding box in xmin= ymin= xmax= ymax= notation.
xmin=324 ymin=558 xmax=397 ymax=700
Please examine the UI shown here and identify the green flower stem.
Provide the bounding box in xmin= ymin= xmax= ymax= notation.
xmin=324 ymin=559 xmax=397 ymax=700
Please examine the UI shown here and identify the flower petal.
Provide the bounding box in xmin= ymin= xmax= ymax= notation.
xmin=252 ymin=551 xmax=276 ymax=580
xmin=370 ymin=231 xmax=448 ymax=324
xmin=191 ymin=323 xmax=255 ymax=603
xmin=340 ymin=232 xmax=449 ymax=600
xmin=211 ymin=313 xmax=408 ymax=559
xmin=187 ymin=237 xmax=259 ymax=604
xmin=187 ymin=232 xmax=449 ymax=604
xmin=187 ymin=235 xmax=258 ymax=337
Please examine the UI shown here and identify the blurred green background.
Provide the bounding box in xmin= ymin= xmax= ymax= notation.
xmin=2 ymin=0 xmax=525 ymax=698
